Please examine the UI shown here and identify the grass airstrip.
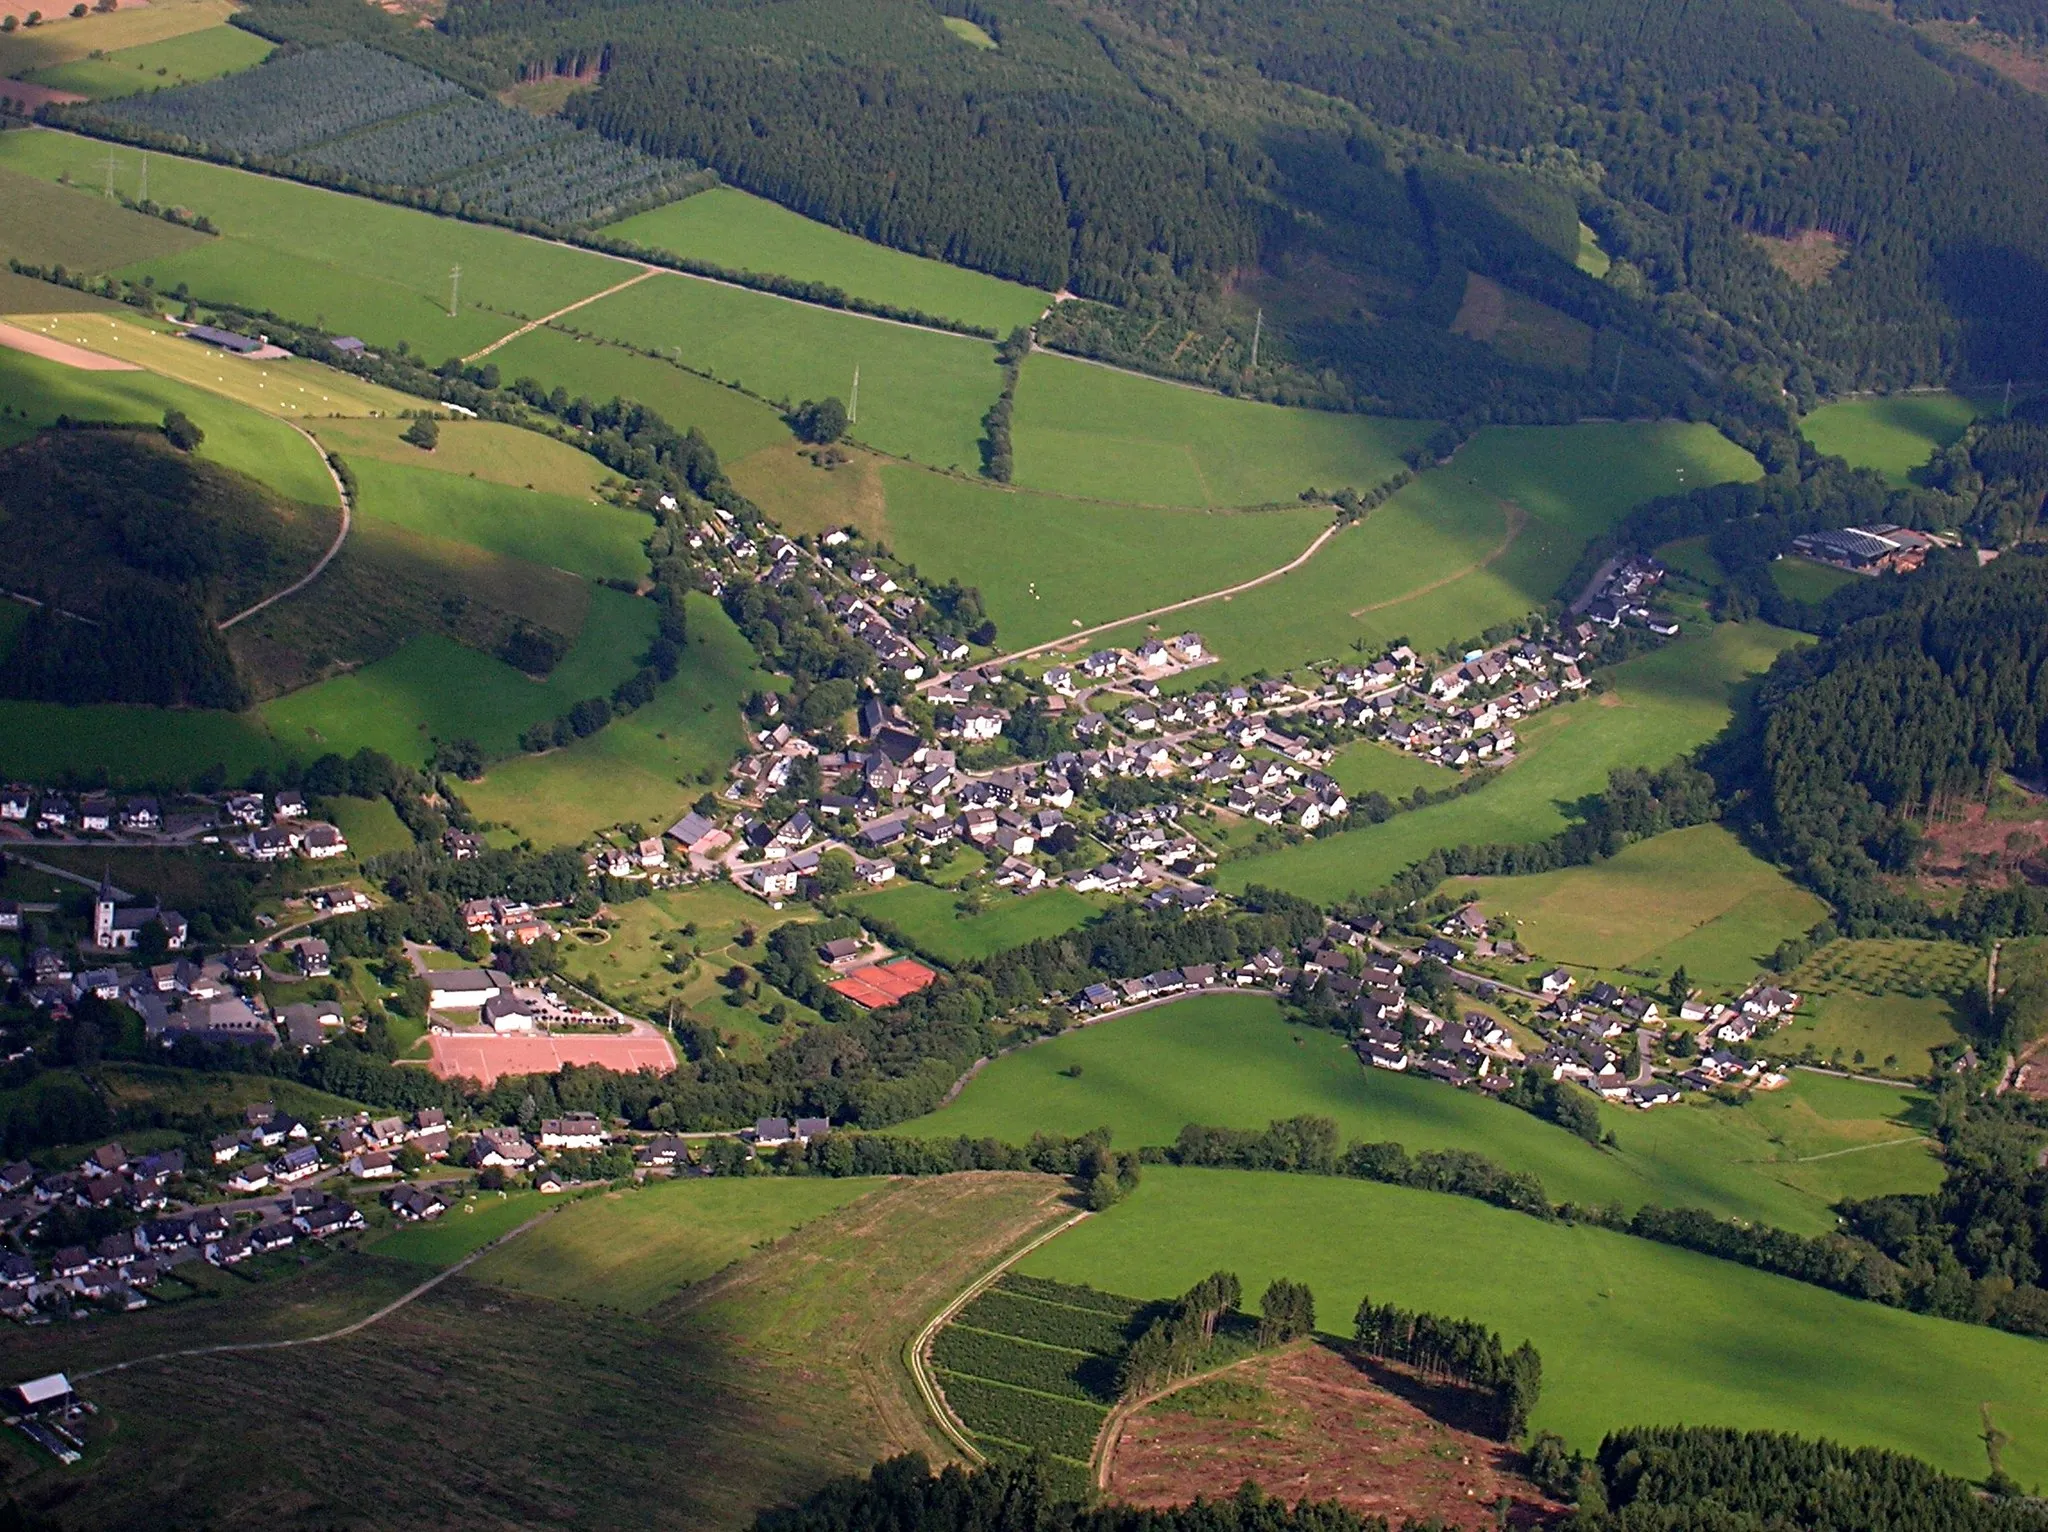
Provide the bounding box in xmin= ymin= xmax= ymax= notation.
xmin=1019 ymin=1167 xmax=2048 ymax=1483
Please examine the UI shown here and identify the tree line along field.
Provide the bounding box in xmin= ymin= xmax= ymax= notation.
xmin=601 ymin=185 xmax=1054 ymax=335
xmin=1797 ymin=391 xmax=1991 ymax=486
xmin=1018 ymin=1167 xmax=2048 ymax=1486
xmin=1218 ymin=620 xmax=1809 ymax=904
xmin=23 ymin=23 xmax=275 ymax=100
xmin=900 ymin=993 xmax=1942 ymax=1231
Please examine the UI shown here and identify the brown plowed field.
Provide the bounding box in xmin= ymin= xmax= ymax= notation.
xmin=1107 ymin=1344 xmax=1564 ymax=1530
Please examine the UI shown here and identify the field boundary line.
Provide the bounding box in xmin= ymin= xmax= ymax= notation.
xmin=1771 ymin=1134 xmax=1932 ymax=1164
xmin=463 ymin=265 xmax=662 ymax=363
xmin=73 ymin=1206 xmax=558 ymax=1382
xmin=907 ymin=1207 xmax=1090 ymax=1463
xmin=1348 ymin=498 xmax=1527 ymax=617
xmin=217 ymin=422 xmax=351 ymax=629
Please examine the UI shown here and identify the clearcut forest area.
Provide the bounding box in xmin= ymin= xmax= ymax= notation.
xmin=8 ymin=0 xmax=2048 ymax=1527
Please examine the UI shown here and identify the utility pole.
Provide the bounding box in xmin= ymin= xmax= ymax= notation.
xmin=103 ymin=151 xmax=116 ymax=200
xmin=1250 ymin=308 xmax=1263 ymax=369
xmin=849 ymin=365 xmax=860 ymax=425
xmin=448 ymin=265 xmax=461 ymax=318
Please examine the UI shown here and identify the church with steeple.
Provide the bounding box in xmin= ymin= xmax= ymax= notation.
xmin=91 ymin=874 xmax=189 ymax=953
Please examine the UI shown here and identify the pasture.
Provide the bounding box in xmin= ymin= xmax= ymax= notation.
xmin=1770 ymin=555 xmax=1859 ymax=604
xmin=486 ymin=327 xmax=790 ymax=462
xmin=460 ymin=594 xmax=772 ymax=847
xmin=1010 ymin=353 xmax=1432 ymax=507
xmin=561 ymin=272 xmax=1004 ymax=470
xmin=880 ymin=466 xmax=1330 ymax=651
xmin=466 ymin=1175 xmax=880 ymax=1312
xmin=0 ymin=166 xmax=210 ymax=272
xmin=0 ymin=697 xmax=290 ymax=785
xmin=324 ymin=793 xmax=414 ymax=858
xmin=311 ymin=415 xmax=616 ymax=498
xmin=1218 ymin=621 xmax=1807 ymax=902
xmin=0 ymin=130 xmax=634 ymax=359
xmin=0 ymin=0 xmax=237 ymax=75
xmin=728 ymin=441 xmax=890 ymax=541
xmin=1775 ymin=938 xmax=1980 ymax=1077
xmin=1330 ymin=739 xmax=1460 ymax=800
xmin=602 ymin=186 xmax=1051 ymax=335
xmin=341 ymin=455 xmax=650 ymax=585
xmin=372 ymin=1189 xmax=552 ymax=1267
xmin=25 ymin=22 xmax=273 ymax=97
xmin=1448 ymin=823 xmax=1828 ymax=990
xmin=1799 ymin=392 xmax=1988 ymax=485
xmin=1019 ymin=1167 xmax=2048 ymax=1483
xmin=0 ymin=342 xmax=337 ymax=505
xmin=900 ymin=993 xmax=1936 ymax=1230
xmin=851 ymin=879 xmax=1099 ymax=963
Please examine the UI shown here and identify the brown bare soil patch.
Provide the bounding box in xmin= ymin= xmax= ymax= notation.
xmin=1916 ymin=20 xmax=2048 ymax=95
xmin=1916 ymin=798 xmax=2048 ymax=886
xmin=0 ymin=77 xmax=85 ymax=108
xmin=1107 ymin=1344 xmax=1564 ymax=1530
xmin=0 ymin=318 xmax=140 ymax=369
xmin=1450 ymin=274 xmax=1592 ymax=372
xmin=1750 ymin=229 xmax=1846 ymax=288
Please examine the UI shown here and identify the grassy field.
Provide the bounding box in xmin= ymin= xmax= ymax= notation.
xmin=1329 ymin=739 xmax=1461 ymax=800
xmin=0 ymin=166 xmax=211 ymax=271
xmin=0 ymin=697 xmax=292 ymax=784
xmin=25 ymin=22 xmax=273 ymax=96
xmin=0 ymin=129 xmax=634 ymax=359
xmin=942 ymin=15 xmax=999 ymax=47
xmin=1799 ymin=393 xmax=1990 ymax=485
xmin=466 ymin=1175 xmax=881 ymax=1311
xmin=1774 ymin=938 xmax=1981 ymax=1076
xmin=0 ymin=0 xmax=237 ymax=74
xmin=486 ymin=327 xmax=790 ymax=462
xmin=851 ymin=880 xmax=1099 ymax=964
xmin=461 ymin=594 xmax=772 ymax=846
xmin=1575 ymin=221 xmax=1611 ymax=278
xmin=324 ymin=793 xmax=414 ymax=858
xmin=900 ymin=993 xmax=1937 ymax=1230
xmin=0 ymin=343 xmax=336 ymax=505
xmin=880 ymin=465 xmax=1330 ymax=650
xmin=1770 ymin=555 xmax=1861 ymax=604
xmin=373 ymin=1189 xmax=552 ymax=1266
xmin=1219 ymin=621 xmax=1807 ymax=902
xmin=311 ymin=415 xmax=616 ymax=498
xmin=558 ymin=273 xmax=1004 ymax=470
xmin=260 ymin=586 xmax=657 ymax=764
xmin=602 ymin=187 xmax=1051 ymax=336
xmin=1011 ymin=353 xmax=1432 ymax=508
xmin=1019 ymin=1167 xmax=2048 ymax=1483
xmin=728 ymin=441 xmax=890 ymax=541
xmin=342 ymin=454 xmax=650 ymax=585
xmin=1449 ymin=824 xmax=1828 ymax=991
xmin=1073 ymin=421 xmax=1761 ymax=680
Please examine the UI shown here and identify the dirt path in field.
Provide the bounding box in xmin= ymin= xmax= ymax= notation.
xmin=462 ymin=264 xmax=663 ymax=363
xmin=1350 ymin=498 xmax=1527 ymax=616
xmin=0 ymin=318 xmax=141 ymax=370
xmin=73 ymin=1207 xmax=558 ymax=1382
xmin=217 ymin=422 xmax=351 ymax=629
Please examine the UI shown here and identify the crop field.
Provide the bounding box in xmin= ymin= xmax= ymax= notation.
xmin=0 ymin=166 xmax=210 ymax=272
xmin=899 ymin=993 xmax=1932 ymax=1231
xmin=469 ymin=1176 xmax=881 ymax=1311
xmin=1075 ymin=421 xmax=1761 ymax=680
xmin=342 ymin=455 xmax=649 ymax=585
xmin=1218 ymin=621 xmax=1807 ymax=902
xmin=1774 ymin=938 xmax=1980 ymax=1076
xmin=25 ymin=23 xmax=274 ymax=97
xmin=0 ymin=0 xmax=238 ymax=76
xmin=851 ymin=879 xmax=1100 ymax=963
xmin=1448 ymin=824 xmax=1828 ymax=990
xmin=460 ymin=595 xmax=773 ymax=847
xmin=1799 ymin=392 xmax=1989 ymax=484
xmin=0 ymin=130 xmax=635 ymax=359
xmin=310 ymin=415 xmax=616 ymax=498
xmin=0 ymin=342 xmax=337 ymax=505
xmin=1011 ymin=353 xmax=1432 ymax=508
xmin=1019 ymin=1168 xmax=2048 ymax=1484
xmin=486 ymin=328 xmax=790 ymax=462
xmin=880 ymin=465 xmax=1330 ymax=651
xmin=260 ymin=587 xmax=656 ymax=764
xmin=1769 ymin=555 xmax=1860 ymax=604
xmin=603 ymin=186 xmax=1052 ymax=335
xmin=561 ymin=273 xmax=1004 ymax=470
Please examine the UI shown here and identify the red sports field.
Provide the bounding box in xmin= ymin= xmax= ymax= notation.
xmin=827 ymin=958 xmax=939 ymax=1009
xmin=427 ymin=1030 xmax=676 ymax=1086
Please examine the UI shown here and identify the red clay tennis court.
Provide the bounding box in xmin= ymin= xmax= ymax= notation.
xmin=828 ymin=958 xmax=940 ymax=1008
xmin=427 ymin=1030 xmax=677 ymax=1086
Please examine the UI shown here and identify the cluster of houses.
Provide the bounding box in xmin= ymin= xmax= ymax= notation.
xmin=458 ymin=894 xmax=552 ymax=948
xmin=0 ymin=783 xmax=353 ymax=862
xmin=1788 ymin=524 xmax=1951 ymax=576
xmin=1577 ymin=554 xmax=1680 ymax=633
xmin=422 ymin=969 xmax=605 ymax=1036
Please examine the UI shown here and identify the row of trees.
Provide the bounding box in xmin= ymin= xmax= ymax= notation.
xmin=1115 ymin=1270 xmax=1244 ymax=1397
xmin=1352 ymin=1296 xmax=1541 ymax=1440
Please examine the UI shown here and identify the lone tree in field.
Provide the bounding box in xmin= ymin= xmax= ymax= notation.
xmin=162 ymin=409 xmax=203 ymax=451
xmin=402 ymin=416 xmax=440 ymax=451
xmin=790 ymin=396 xmax=848 ymax=445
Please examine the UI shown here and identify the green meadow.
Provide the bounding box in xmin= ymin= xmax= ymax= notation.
xmin=901 ymin=993 xmax=1938 ymax=1228
xmin=485 ymin=327 xmax=791 ymax=463
xmin=602 ymin=186 xmax=1051 ymax=335
xmin=850 ymin=880 xmax=1099 ymax=964
xmin=1019 ymin=1167 xmax=2048 ymax=1483
xmin=558 ymin=273 xmax=1003 ymax=470
xmin=311 ymin=415 xmax=617 ymax=499
xmin=323 ymin=794 xmax=414 ymax=858
xmin=1330 ymin=739 xmax=1460 ymax=800
xmin=1776 ymin=939 xmax=1981 ymax=1077
xmin=372 ymin=1190 xmax=552 ymax=1267
xmin=0 ymin=698 xmax=291 ymax=785
xmin=1770 ymin=555 xmax=1860 ymax=604
xmin=880 ymin=466 xmax=1329 ymax=650
xmin=1079 ymin=420 xmax=1761 ymax=679
xmin=1450 ymin=823 xmax=1828 ymax=990
xmin=1799 ymin=392 xmax=1989 ymax=485
xmin=260 ymin=587 xmax=658 ymax=764
xmin=343 ymin=456 xmax=651 ymax=585
xmin=0 ymin=166 xmax=211 ymax=273
xmin=0 ymin=345 xmax=336 ymax=506
xmin=1218 ymin=620 xmax=1806 ymax=903
xmin=0 ymin=130 xmax=632 ymax=358
xmin=1010 ymin=353 xmax=1431 ymax=507
xmin=461 ymin=595 xmax=773 ymax=846
xmin=25 ymin=23 xmax=273 ymax=97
